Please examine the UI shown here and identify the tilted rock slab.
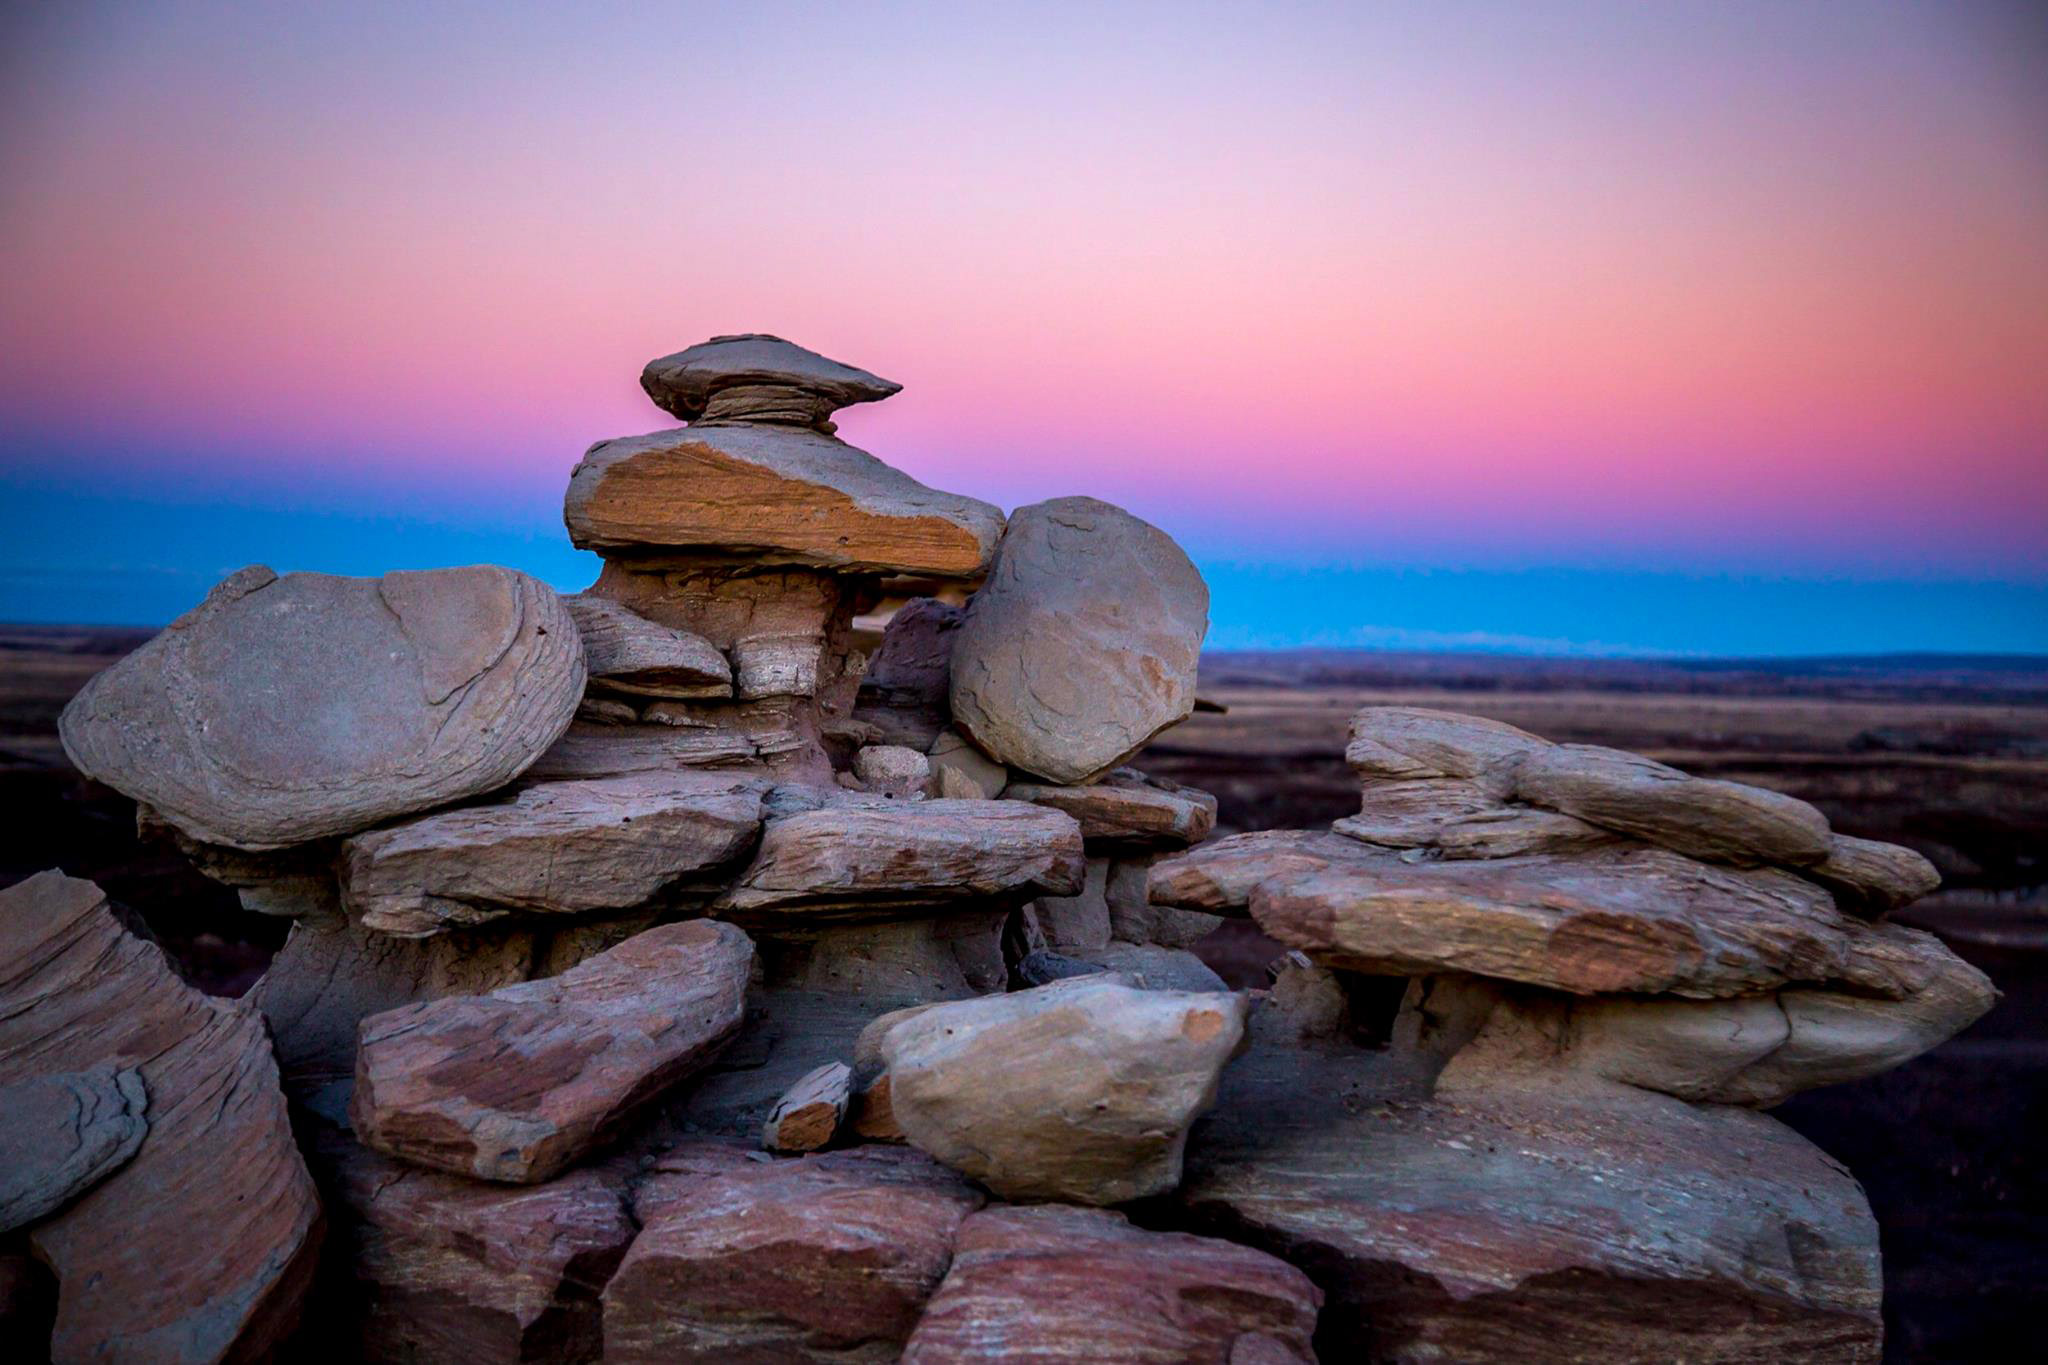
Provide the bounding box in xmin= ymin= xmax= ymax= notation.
xmin=565 ymin=593 xmax=731 ymax=699
xmin=0 ymin=1063 xmax=147 ymax=1234
xmin=1153 ymin=830 xmax=1917 ymax=999
xmin=714 ymin=798 xmax=1084 ymax=922
xmin=565 ymin=423 xmax=1004 ymax=577
xmin=949 ymin=497 xmax=1209 ymax=785
xmin=341 ymin=772 xmax=767 ymax=936
xmin=59 ymin=564 xmax=585 ymax=849
xmin=901 ymin=1204 xmax=1320 ymax=1364
xmin=1006 ymin=767 xmax=1217 ymax=850
xmin=353 ymin=921 xmax=752 ymax=1183
xmin=1177 ymin=1017 xmax=1885 ymax=1361
xmin=0 ymin=872 xmax=322 ymax=1361
xmin=318 ymin=1126 xmax=636 ymax=1364
xmin=763 ymin=1061 xmax=853 ymax=1153
xmin=880 ymin=976 xmax=1249 ymax=1204
xmin=603 ymin=1141 xmax=984 ymax=1364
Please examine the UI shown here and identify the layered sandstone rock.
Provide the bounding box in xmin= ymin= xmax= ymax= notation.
xmin=59 ymin=564 xmax=585 ymax=849
xmin=0 ymin=1064 xmax=147 ymax=1233
xmin=565 ymin=592 xmax=732 ymax=700
xmin=950 ymin=497 xmax=1208 ymax=784
xmin=1007 ymin=768 xmax=1217 ymax=849
xmin=0 ymin=872 xmax=322 ymax=1362
xmin=352 ymin=921 xmax=752 ymax=1182
xmin=901 ymin=1204 xmax=1321 ymax=1363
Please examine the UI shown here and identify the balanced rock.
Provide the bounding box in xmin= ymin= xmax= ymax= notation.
xmin=714 ymin=798 xmax=1084 ymax=921
xmin=763 ymin=1061 xmax=853 ymax=1152
xmin=565 ymin=593 xmax=731 ymax=699
xmin=640 ymin=333 xmax=902 ymax=429
xmin=321 ymin=1127 xmax=636 ymax=1364
xmin=949 ymin=497 xmax=1208 ymax=784
xmin=1006 ymin=768 xmax=1217 ymax=849
xmin=603 ymin=1141 xmax=983 ymax=1364
xmin=879 ymin=976 xmax=1249 ymax=1204
xmin=0 ymin=872 xmax=322 ymax=1361
xmin=901 ymin=1204 xmax=1320 ymax=1364
xmin=341 ymin=771 xmax=767 ymax=936
xmin=0 ymin=1063 xmax=147 ymax=1234
xmin=353 ymin=921 xmax=752 ymax=1183
xmin=59 ymin=564 xmax=585 ymax=849
xmin=565 ymin=424 xmax=1003 ymax=578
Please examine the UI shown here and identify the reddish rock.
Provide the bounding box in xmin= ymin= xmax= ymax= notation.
xmin=902 ymin=1204 xmax=1320 ymax=1363
xmin=763 ymin=1061 xmax=853 ymax=1152
xmin=321 ymin=1128 xmax=636 ymax=1364
xmin=352 ymin=921 xmax=752 ymax=1183
xmin=1006 ymin=769 xmax=1218 ymax=850
xmin=0 ymin=871 xmax=323 ymax=1362
xmin=602 ymin=1141 xmax=984 ymax=1363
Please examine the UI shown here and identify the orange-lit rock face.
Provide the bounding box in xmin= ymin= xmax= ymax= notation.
xmin=564 ymin=425 xmax=1002 ymax=579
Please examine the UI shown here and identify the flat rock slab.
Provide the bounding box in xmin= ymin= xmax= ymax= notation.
xmin=0 ymin=1063 xmax=147 ymax=1233
xmin=341 ymin=772 xmax=767 ymax=936
xmin=603 ymin=1141 xmax=984 ymax=1364
xmin=880 ymin=976 xmax=1249 ymax=1204
xmin=1176 ymin=1015 xmax=1884 ymax=1361
xmin=318 ymin=1126 xmax=636 ymax=1364
xmin=1006 ymin=768 xmax=1217 ymax=850
xmin=714 ymin=798 xmax=1084 ymax=922
xmin=565 ymin=593 xmax=731 ymax=699
xmin=950 ymin=497 xmax=1208 ymax=784
xmin=59 ymin=564 xmax=585 ymax=849
xmin=353 ymin=921 xmax=753 ymax=1183
xmin=0 ymin=872 xmax=322 ymax=1362
xmin=902 ymin=1204 xmax=1320 ymax=1364
xmin=564 ymin=424 xmax=1003 ymax=577
xmin=640 ymin=333 xmax=902 ymax=425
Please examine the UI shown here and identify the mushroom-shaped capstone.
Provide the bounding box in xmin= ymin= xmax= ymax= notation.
xmin=641 ymin=333 xmax=902 ymax=428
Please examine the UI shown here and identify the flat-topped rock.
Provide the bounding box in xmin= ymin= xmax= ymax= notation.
xmin=0 ymin=872 xmax=322 ymax=1361
xmin=341 ymin=771 xmax=768 ymax=936
xmin=879 ymin=976 xmax=1249 ymax=1204
xmin=565 ymin=424 xmax=1004 ymax=577
xmin=0 ymin=1064 xmax=147 ymax=1234
xmin=1006 ymin=768 xmax=1217 ymax=849
xmin=640 ymin=333 xmax=902 ymax=427
xmin=320 ymin=1127 xmax=636 ymax=1364
xmin=603 ymin=1141 xmax=983 ymax=1364
xmin=565 ymin=593 xmax=731 ymax=699
xmin=950 ymin=497 xmax=1208 ymax=784
xmin=901 ymin=1204 xmax=1320 ymax=1364
xmin=714 ymin=798 xmax=1084 ymax=922
xmin=60 ymin=564 xmax=585 ymax=849
xmin=353 ymin=921 xmax=753 ymax=1183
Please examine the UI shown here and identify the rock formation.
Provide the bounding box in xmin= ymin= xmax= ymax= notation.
xmin=9 ymin=334 xmax=1987 ymax=1362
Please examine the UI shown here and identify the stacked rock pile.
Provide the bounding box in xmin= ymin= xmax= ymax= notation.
xmin=0 ymin=335 xmax=1990 ymax=1363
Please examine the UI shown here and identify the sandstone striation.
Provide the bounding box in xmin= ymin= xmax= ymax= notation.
xmin=0 ymin=1063 xmax=148 ymax=1234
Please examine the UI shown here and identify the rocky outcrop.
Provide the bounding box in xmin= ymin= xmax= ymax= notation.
xmin=0 ymin=872 xmax=322 ymax=1362
xmin=352 ymin=921 xmax=752 ymax=1182
xmin=341 ymin=771 xmax=767 ymax=935
xmin=901 ymin=1203 xmax=1321 ymax=1363
xmin=602 ymin=1142 xmax=984 ymax=1363
xmin=949 ymin=498 xmax=1208 ymax=784
xmin=59 ymin=564 xmax=585 ymax=849
xmin=879 ymin=976 xmax=1248 ymax=1204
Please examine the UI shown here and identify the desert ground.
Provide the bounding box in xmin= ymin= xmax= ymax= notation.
xmin=4 ymin=628 xmax=2042 ymax=1359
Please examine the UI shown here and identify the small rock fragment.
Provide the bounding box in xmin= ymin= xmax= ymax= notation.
xmin=926 ymin=728 xmax=1007 ymax=800
xmin=764 ymin=1061 xmax=853 ymax=1153
xmin=853 ymin=744 xmax=932 ymax=800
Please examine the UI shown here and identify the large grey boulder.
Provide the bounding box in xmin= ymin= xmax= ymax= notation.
xmin=60 ymin=564 xmax=586 ymax=849
xmin=949 ymin=498 xmax=1208 ymax=785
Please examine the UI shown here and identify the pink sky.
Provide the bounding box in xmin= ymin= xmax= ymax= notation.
xmin=2 ymin=2 xmax=2044 ymax=637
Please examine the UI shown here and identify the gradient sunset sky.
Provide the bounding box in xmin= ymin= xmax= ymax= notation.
xmin=3 ymin=2 xmax=2044 ymax=653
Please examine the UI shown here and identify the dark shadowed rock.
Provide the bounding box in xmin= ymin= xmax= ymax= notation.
xmin=0 ymin=1063 xmax=147 ymax=1233
xmin=880 ymin=976 xmax=1248 ymax=1204
xmin=340 ymin=772 xmax=767 ymax=936
xmin=352 ymin=921 xmax=752 ymax=1183
xmin=59 ymin=564 xmax=586 ymax=849
xmin=602 ymin=1141 xmax=983 ymax=1363
xmin=0 ymin=872 xmax=322 ymax=1362
xmin=902 ymin=1203 xmax=1320 ymax=1364
xmin=565 ymin=592 xmax=731 ymax=699
xmin=640 ymin=333 xmax=902 ymax=428
xmin=854 ymin=600 xmax=965 ymax=751
xmin=714 ymin=798 xmax=1084 ymax=922
xmin=949 ymin=498 xmax=1208 ymax=785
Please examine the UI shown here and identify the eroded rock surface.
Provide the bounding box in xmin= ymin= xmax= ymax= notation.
xmin=640 ymin=333 xmax=902 ymax=428
xmin=353 ymin=921 xmax=752 ymax=1182
xmin=950 ymin=498 xmax=1208 ymax=784
xmin=565 ymin=593 xmax=731 ymax=700
xmin=59 ymin=564 xmax=585 ymax=849
xmin=1006 ymin=768 xmax=1217 ymax=849
xmin=0 ymin=1063 xmax=147 ymax=1234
